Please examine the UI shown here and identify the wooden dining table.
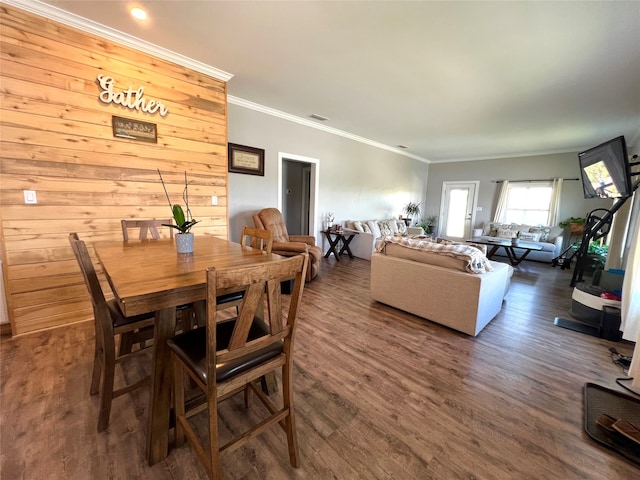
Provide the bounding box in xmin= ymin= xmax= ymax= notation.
xmin=93 ymin=235 xmax=283 ymax=466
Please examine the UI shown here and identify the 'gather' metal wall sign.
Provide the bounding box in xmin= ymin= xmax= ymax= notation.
xmin=97 ymin=75 xmax=169 ymax=116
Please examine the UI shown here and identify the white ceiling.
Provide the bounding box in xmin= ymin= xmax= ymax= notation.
xmin=22 ymin=1 xmax=640 ymax=163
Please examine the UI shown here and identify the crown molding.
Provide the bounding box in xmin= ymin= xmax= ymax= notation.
xmin=1 ymin=0 xmax=233 ymax=82
xmin=227 ymin=96 xmax=429 ymax=163
xmin=4 ymin=0 xmax=430 ymax=163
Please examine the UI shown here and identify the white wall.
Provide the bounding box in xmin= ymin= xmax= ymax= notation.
xmin=227 ymin=104 xmax=429 ymax=242
xmin=424 ymin=152 xmax=613 ymax=232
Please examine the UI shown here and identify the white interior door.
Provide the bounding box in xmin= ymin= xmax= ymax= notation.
xmin=439 ymin=181 xmax=479 ymax=241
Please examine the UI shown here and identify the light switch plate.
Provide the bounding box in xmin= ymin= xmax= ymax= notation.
xmin=24 ymin=190 xmax=37 ymax=204
xmin=211 ymin=195 xmax=218 ymax=206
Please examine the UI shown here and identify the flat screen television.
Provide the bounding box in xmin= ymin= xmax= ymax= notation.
xmin=579 ymin=136 xmax=631 ymax=199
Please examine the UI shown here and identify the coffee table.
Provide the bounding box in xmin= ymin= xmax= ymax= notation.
xmin=467 ymin=237 xmax=543 ymax=266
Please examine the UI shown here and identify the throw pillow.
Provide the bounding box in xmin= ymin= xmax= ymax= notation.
xmin=547 ymin=226 xmax=563 ymax=242
xmin=367 ymin=220 xmax=381 ymax=238
xmin=378 ymin=220 xmax=393 ymax=236
xmin=352 ymin=221 xmax=365 ymax=232
xmin=361 ymin=222 xmax=372 ymax=234
xmin=519 ymin=232 xmax=542 ymax=242
xmin=497 ymin=228 xmax=516 ymax=239
xmin=396 ymin=221 xmax=407 ymax=235
xmin=484 ymin=222 xmax=506 ymax=237
xmin=529 ymin=226 xmax=550 ymax=242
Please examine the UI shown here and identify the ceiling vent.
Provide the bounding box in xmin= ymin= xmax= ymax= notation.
xmin=309 ymin=113 xmax=329 ymax=121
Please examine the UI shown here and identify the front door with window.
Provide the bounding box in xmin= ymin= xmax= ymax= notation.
xmin=440 ymin=181 xmax=479 ymax=242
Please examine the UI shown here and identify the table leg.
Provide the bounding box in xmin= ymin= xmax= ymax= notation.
xmin=147 ymin=307 xmax=177 ymax=466
xmin=338 ymin=234 xmax=356 ymax=258
xmin=486 ymin=245 xmax=500 ymax=259
xmin=506 ymin=247 xmax=533 ymax=266
xmin=323 ymin=233 xmax=341 ymax=261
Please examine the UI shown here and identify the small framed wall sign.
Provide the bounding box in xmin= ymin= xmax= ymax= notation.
xmin=112 ymin=116 xmax=157 ymax=143
xmin=228 ymin=143 xmax=265 ymax=176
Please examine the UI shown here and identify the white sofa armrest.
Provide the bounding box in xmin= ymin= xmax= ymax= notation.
xmin=343 ymin=228 xmax=376 ymax=260
xmin=551 ymin=235 xmax=564 ymax=256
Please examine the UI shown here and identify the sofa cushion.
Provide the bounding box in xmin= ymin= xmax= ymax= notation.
xmin=368 ymin=220 xmax=381 ymax=238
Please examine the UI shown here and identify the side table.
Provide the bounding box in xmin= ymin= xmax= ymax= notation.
xmin=321 ymin=230 xmax=358 ymax=261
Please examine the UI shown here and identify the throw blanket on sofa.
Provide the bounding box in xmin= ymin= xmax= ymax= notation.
xmin=376 ymin=236 xmax=494 ymax=274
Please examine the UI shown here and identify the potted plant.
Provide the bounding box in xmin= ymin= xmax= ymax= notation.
xmin=158 ymin=169 xmax=199 ymax=253
xmin=403 ymin=202 xmax=421 ymax=226
xmin=585 ymin=241 xmax=608 ymax=273
xmin=559 ymin=217 xmax=587 ymax=234
xmin=511 ymin=230 xmax=521 ymax=246
xmin=416 ymin=215 xmax=437 ymax=235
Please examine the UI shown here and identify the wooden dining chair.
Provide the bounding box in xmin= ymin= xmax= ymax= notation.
xmin=167 ymin=253 xmax=309 ymax=479
xmin=121 ymin=219 xmax=173 ymax=241
xmin=212 ymin=226 xmax=275 ymax=318
xmin=69 ymin=233 xmax=155 ymax=432
xmin=239 ymin=225 xmax=273 ymax=253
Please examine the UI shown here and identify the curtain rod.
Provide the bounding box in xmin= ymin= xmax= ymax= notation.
xmin=493 ymin=178 xmax=579 ymax=183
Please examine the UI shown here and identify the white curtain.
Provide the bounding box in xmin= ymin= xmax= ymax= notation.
xmin=547 ymin=177 xmax=563 ymax=226
xmin=493 ymin=180 xmax=509 ymax=222
xmin=621 ymin=190 xmax=640 ymax=342
xmin=622 ymin=199 xmax=640 ymax=387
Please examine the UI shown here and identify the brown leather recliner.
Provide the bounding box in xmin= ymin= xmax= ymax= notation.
xmin=253 ymin=208 xmax=321 ymax=281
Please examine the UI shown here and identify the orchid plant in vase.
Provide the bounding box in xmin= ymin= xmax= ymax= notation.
xmin=158 ymin=169 xmax=199 ymax=252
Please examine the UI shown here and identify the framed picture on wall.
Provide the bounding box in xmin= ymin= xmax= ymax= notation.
xmin=228 ymin=143 xmax=265 ymax=176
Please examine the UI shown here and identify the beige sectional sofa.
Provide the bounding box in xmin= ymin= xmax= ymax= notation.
xmin=371 ymin=238 xmax=514 ymax=336
xmin=343 ymin=219 xmax=423 ymax=260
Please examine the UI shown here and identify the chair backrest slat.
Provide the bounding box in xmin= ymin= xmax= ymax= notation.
xmin=121 ymin=219 xmax=173 ymax=241
xmin=240 ymin=226 xmax=273 ymax=253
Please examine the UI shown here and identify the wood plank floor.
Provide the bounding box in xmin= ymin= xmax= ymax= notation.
xmin=1 ymin=257 xmax=638 ymax=479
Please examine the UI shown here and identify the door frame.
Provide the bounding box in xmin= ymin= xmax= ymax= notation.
xmin=439 ymin=180 xmax=479 ymax=240
xmin=278 ymin=152 xmax=319 ymax=237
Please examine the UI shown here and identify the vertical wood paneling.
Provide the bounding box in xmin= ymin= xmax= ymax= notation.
xmin=0 ymin=5 xmax=229 ymax=335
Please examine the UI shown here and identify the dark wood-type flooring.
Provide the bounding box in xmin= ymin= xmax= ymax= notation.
xmin=1 ymin=257 xmax=638 ymax=479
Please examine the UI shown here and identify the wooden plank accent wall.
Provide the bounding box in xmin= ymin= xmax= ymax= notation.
xmin=0 ymin=5 xmax=229 ymax=335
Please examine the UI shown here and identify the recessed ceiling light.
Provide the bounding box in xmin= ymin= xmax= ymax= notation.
xmin=130 ymin=7 xmax=147 ymax=20
xmin=397 ymin=144 xmax=409 ymax=149
xmin=309 ymin=113 xmax=329 ymax=122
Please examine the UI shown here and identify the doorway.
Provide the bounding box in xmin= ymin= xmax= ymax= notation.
xmin=439 ymin=181 xmax=479 ymax=242
xmin=278 ymin=153 xmax=319 ymax=237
